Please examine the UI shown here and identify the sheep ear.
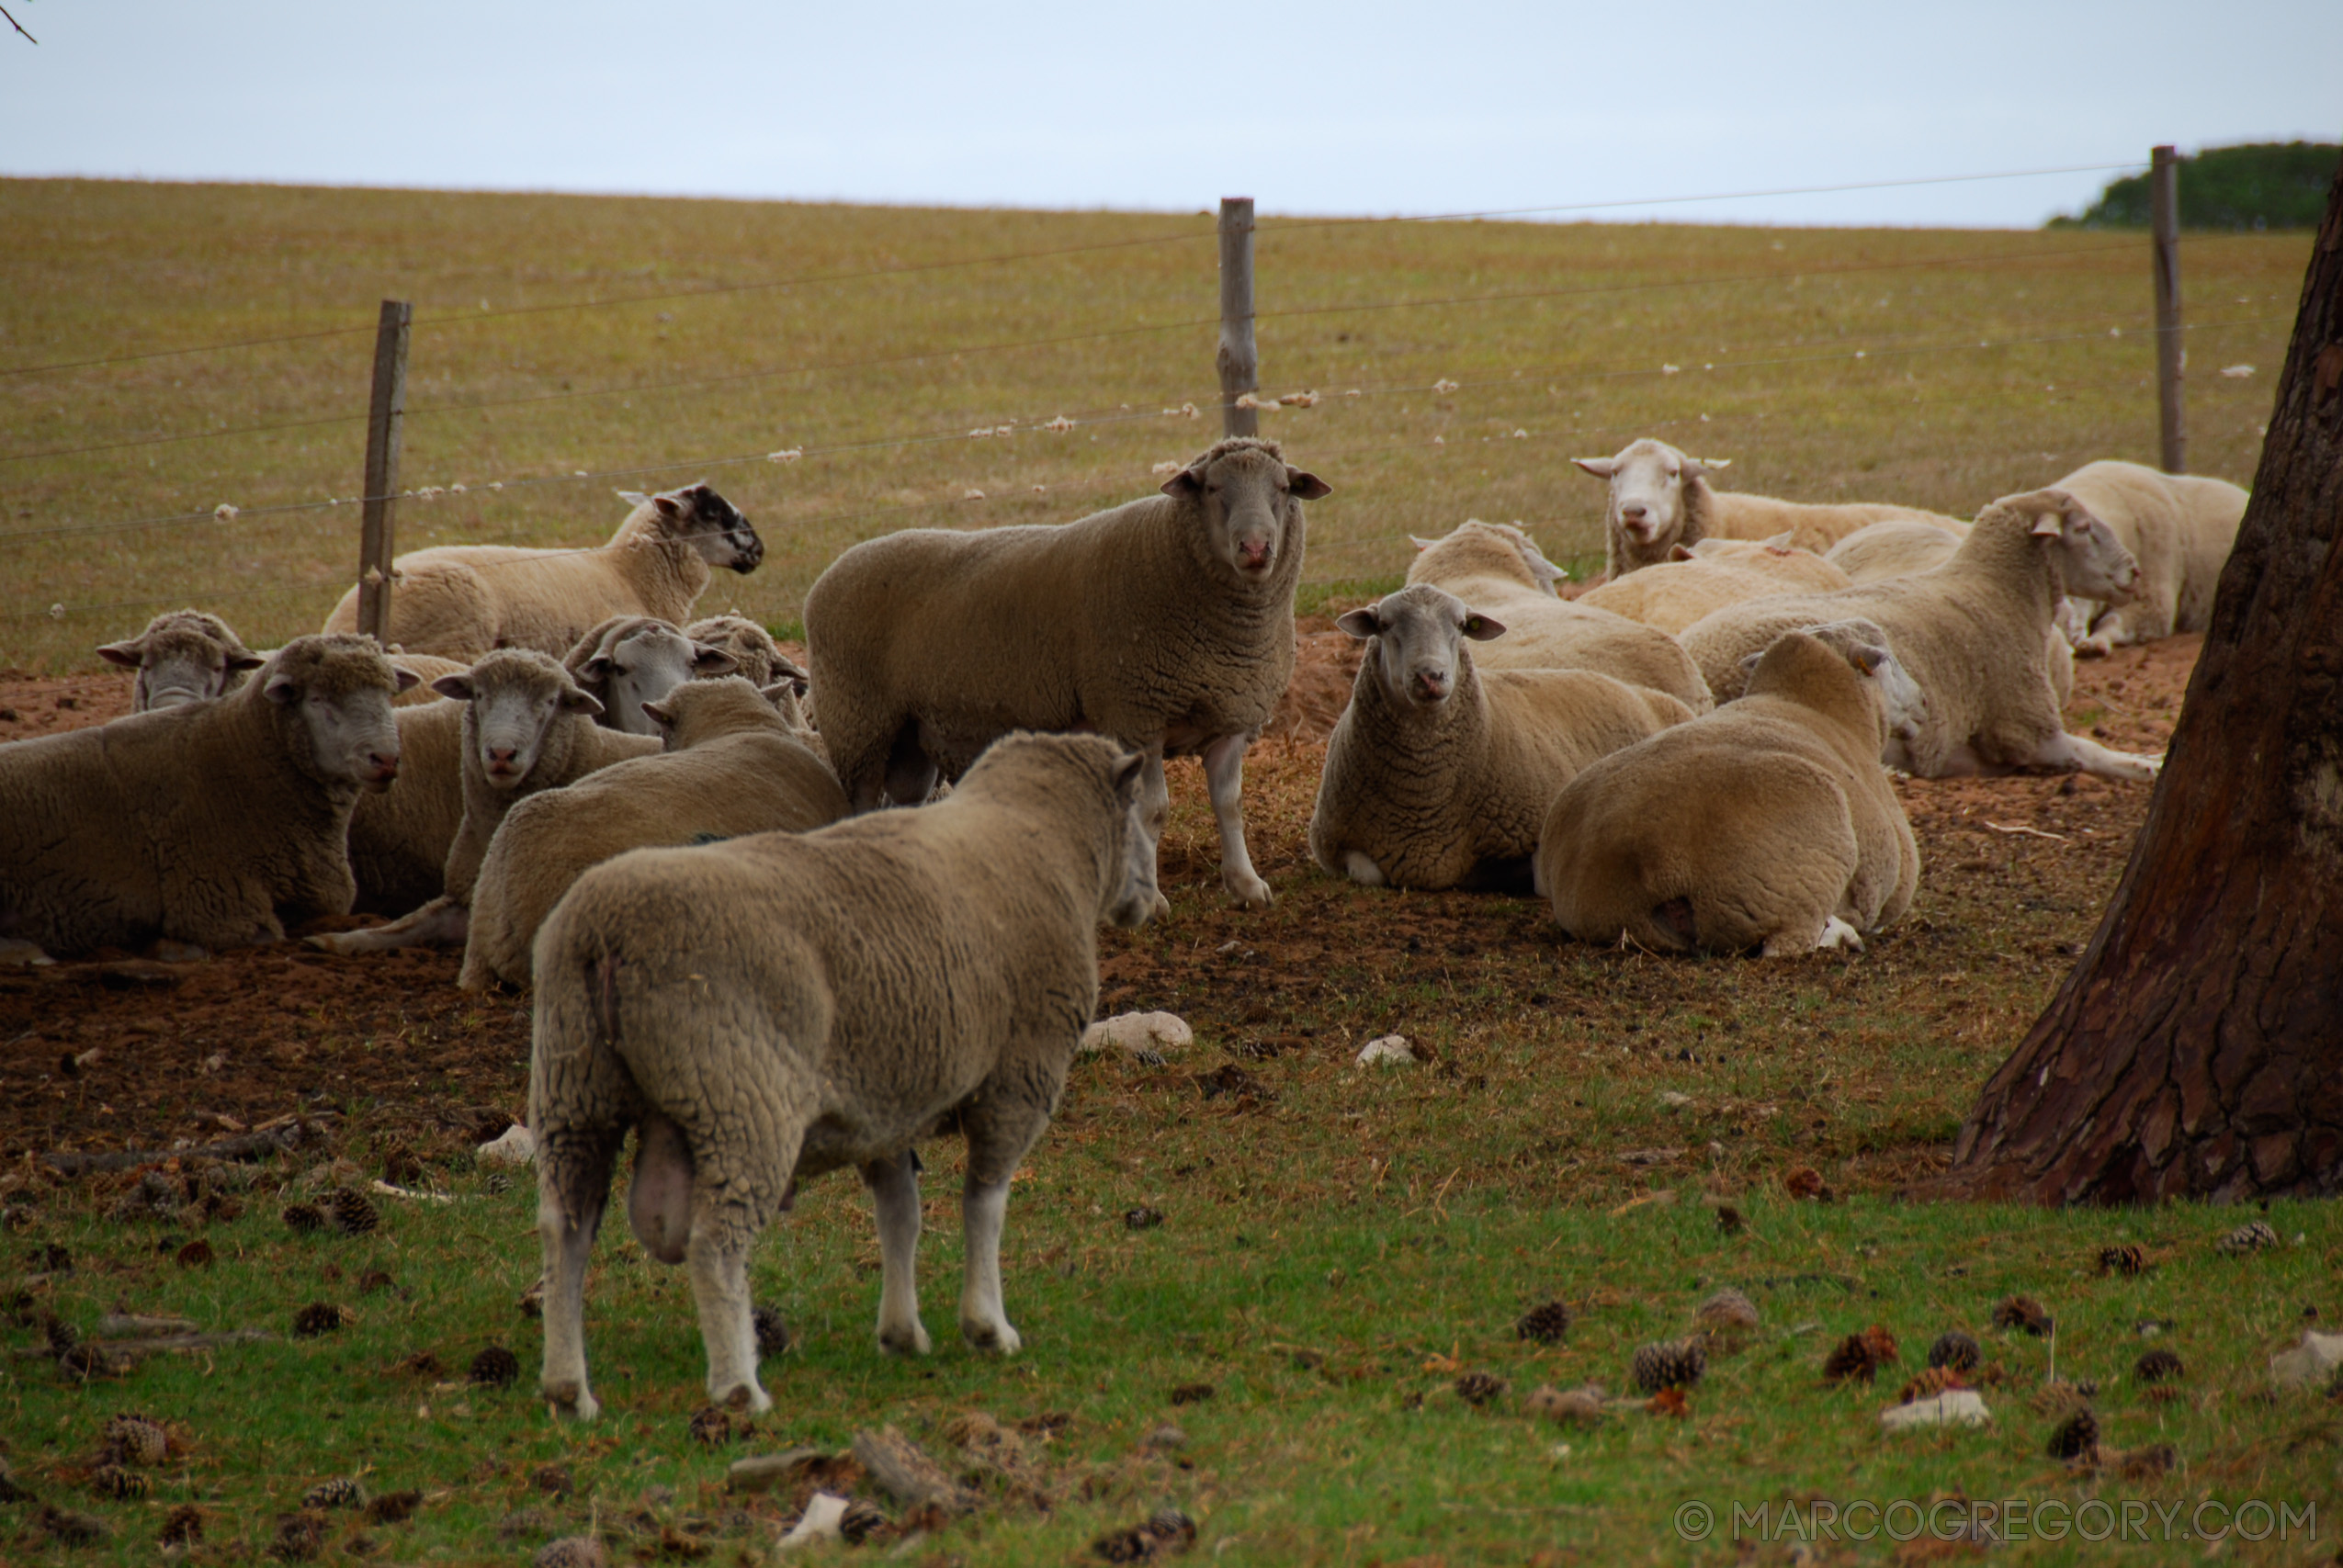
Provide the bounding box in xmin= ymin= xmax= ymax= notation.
xmin=391 ymin=668 xmax=423 ymax=694
xmin=1285 ymin=466 xmax=1331 ymax=501
xmin=771 ymin=653 xmax=810 ymax=683
xmin=1159 ymin=467 xmax=1205 ymax=500
xmin=1850 ymin=645 xmax=1891 ymax=676
xmin=1461 ymin=614 xmax=1507 ymax=642
xmin=1698 ymin=457 xmax=1732 ymax=473
xmin=1409 ymin=535 xmax=1441 ymax=552
xmin=1572 ymin=457 xmax=1618 ymax=479
xmin=1335 ymin=607 xmax=1381 ymax=640
xmin=1761 ymin=531 xmax=1796 ymax=551
xmin=264 ymin=673 xmax=302 ymax=705
xmin=1737 ymin=650 xmax=1766 ymax=676
xmin=2031 ymin=509 xmax=2067 ymax=537
xmin=614 ymin=490 xmax=650 ymax=508
xmin=227 ymin=651 xmax=267 ymax=673
xmin=689 ymin=644 xmax=739 ymax=677
xmin=579 ymin=654 xmax=614 ymax=682
xmin=651 ymin=494 xmax=688 ymax=520
xmin=1111 ymin=751 xmax=1148 ymax=802
xmin=560 ymin=688 xmax=605 ymax=716
xmin=430 ymin=673 xmax=474 ymax=702
xmin=1668 ymin=544 xmax=1698 ymax=562
xmin=640 ymin=698 xmax=674 ymax=728
xmin=96 ymin=641 xmax=142 ymax=668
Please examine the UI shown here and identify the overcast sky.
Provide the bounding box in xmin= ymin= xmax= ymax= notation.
xmin=1 ymin=0 xmax=2336 ymax=227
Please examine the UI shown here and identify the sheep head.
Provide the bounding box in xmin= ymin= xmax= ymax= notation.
xmin=433 ymin=649 xmax=602 ymax=791
xmin=1160 ymin=436 xmax=1327 ymax=584
xmin=2010 ymin=489 xmax=2142 ymax=608
xmin=257 ymin=634 xmax=410 ymax=793
xmin=1574 ymin=437 xmax=1728 ymax=549
xmin=620 ymin=482 xmax=764 ymax=575
xmin=1338 ymin=584 xmax=1505 ymax=712
xmin=98 ymin=608 xmax=266 ymax=712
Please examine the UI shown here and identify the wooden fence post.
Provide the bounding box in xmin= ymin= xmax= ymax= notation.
xmin=355 ymin=299 xmax=413 ymax=645
xmin=1217 ymin=197 xmax=1258 ymax=440
xmin=2151 ymin=146 xmax=2185 ymax=475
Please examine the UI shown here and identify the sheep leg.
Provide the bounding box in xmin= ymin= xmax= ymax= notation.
xmin=2029 ymin=729 xmax=2163 ymax=783
xmin=861 ymin=1150 xmax=932 ymax=1357
xmin=304 ymin=894 xmax=469 ymax=954
xmin=957 ymin=1109 xmax=1047 ymax=1355
xmin=1201 ymin=733 xmax=1273 ymax=908
xmin=538 ymin=1126 xmax=620 ymax=1422
xmin=685 ymin=1223 xmax=770 ymax=1415
xmin=1136 ymin=751 xmax=1173 ymax=919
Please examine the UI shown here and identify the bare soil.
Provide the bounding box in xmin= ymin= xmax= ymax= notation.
xmin=0 ymin=632 xmax=2195 ymax=1172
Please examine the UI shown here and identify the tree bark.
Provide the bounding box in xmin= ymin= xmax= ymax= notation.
xmin=1932 ymin=157 xmax=2343 ymax=1204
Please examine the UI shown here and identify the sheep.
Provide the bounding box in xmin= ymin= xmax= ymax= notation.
xmin=1307 ymin=584 xmax=1692 ymax=892
xmin=1574 ymin=437 xmax=1963 ymax=577
xmin=460 ymin=677 xmax=848 ymax=989
xmin=98 ymin=609 xmax=265 ymax=711
xmin=530 ymin=730 xmax=1159 ymax=1419
xmin=384 ymin=651 xmax=469 ymax=705
xmin=320 ymin=482 xmax=764 ymax=660
xmin=1536 ymin=623 xmax=1924 ymax=956
xmin=0 ymin=635 xmax=412 ymax=957
xmin=311 ymin=649 xmax=661 ymax=954
xmin=1824 ymin=517 xmax=1968 ymax=584
xmin=684 ymin=615 xmax=808 ymax=691
xmin=1576 ymin=534 xmax=1854 ymax=636
xmin=803 ymin=436 xmax=1329 ymax=908
xmin=561 ymin=615 xmax=738 ymax=737
xmin=1677 ymin=488 xmax=2158 ymax=780
xmin=1402 ymin=521 xmax=1713 ymax=710
xmin=345 ymin=700 xmax=469 ymax=916
xmin=2048 ymin=459 xmax=2249 ymax=655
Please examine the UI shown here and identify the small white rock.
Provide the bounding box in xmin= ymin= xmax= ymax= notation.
xmin=1879 ymin=1391 xmax=1992 ymax=1430
xmin=1658 ymin=1091 xmax=1693 ymax=1109
xmin=778 ymin=1492 xmax=850 ymax=1550
xmin=1080 ymin=1011 xmax=1194 ymax=1056
xmin=1355 ymin=1034 xmax=1416 ymax=1067
xmin=2269 ymin=1329 xmax=2343 ymax=1389
xmin=476 ymin=1124 xmax=537 ymax=1167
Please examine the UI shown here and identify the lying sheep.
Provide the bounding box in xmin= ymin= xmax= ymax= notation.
xmin=531 ymin=731 xmax=1159 ymax=1418
xmin=684 ymin=615 xmax=807 ymax=691
xmin=1576 ymin=535 xmax=1854 ymax=636
xmin=2050 ymin=459 xmax=2248 ymax=654
xmin=0 ymin=636 xmax=410 ymax=956
xmin=1575 ymin=437 xmax=1961 ymax=577
xmin=1679 ymin=488 xmax=2156 ymax=780
xmin=321 ymin=482 xmax=764 ymax=660
xmin=1537 ymin=624 xmax=1924 ymax=955
xmin=345 ymin=700 xmax=469 ymax=915
xmin=460 ymin=677 xmax=847 ymax=989
xmin=1824 ymin=517 xmax=1967 ymax=584
xmin=1403 ymin=521 xmax=1713 ymax=710
xmin=99 ymin=609 xmax=265 ymax=711
xmin=804 ymin=437 xmax=1329 ymax=908
xmin=312 ymin=650 xmax=660 ymax=953
xmin=1307 ymin=585 xmax=1692 ymax=892
xmin=561 ymin=615 xmax=738 ymax=737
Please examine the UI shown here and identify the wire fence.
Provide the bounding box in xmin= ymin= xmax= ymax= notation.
xmin=0 ymin=157 xmax=2303 ymax=638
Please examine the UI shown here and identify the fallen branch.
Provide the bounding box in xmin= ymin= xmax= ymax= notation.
xmin=11 ymin=1327 xmax=273 ymax=1361
xmin=851 ymin=1427 xmax=979 ymax=1516
xmin=40 ymin=1122 xmax=316 ymax=1175
xmin=1984 ymin=820 xmax=2070 ymax=843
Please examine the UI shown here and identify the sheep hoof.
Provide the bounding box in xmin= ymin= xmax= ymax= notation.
xmin=1816 ymin=918 xmax=1865 ymax=953
xmin=543 ymin=1382 xmax=600 ymax=1422
xmin=962 ymin=1319 xmax=1023 ymax=1356
xmin=714 ymin=1379 xmax=773 ymax=1416
xmin=1224 ymin=870 xmax=1273 ymax=909
xmin=2074 ymin=636 xmax=2114 ymax=660
xmin=877 ymin=1321 xmax=933 ymax=1358
xmin=1341 ymin=852 xmax=1387 ymax=888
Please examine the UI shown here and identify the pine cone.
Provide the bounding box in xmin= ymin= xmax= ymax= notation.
xmin=379 ymin=1144 xmax=424 ymax=1186
xmin=2046 ymin=1408 xmax=2099 ymax=1461
xmin=302 ymin=1477 xmax=365 ymax=1509
xmin=2134 ymin=1348 xmax=2185 ymax=1383
xmin=1822 ymin=1333 xmax=1881 ymax=1383
xmin=90 ymin=1463 xmax=149 ymax=1500
xmin=291 ymin=1302 xmax=346 ymax=1338
xmin=1146 ymin=1508 xmax=1198 ymax=1551
xmin=1525 ymin=1383 xmax=1608 ymax=1424
xmin=1927 ymin=1330 xmax=1982 ymax=1372
xmin=364 ymin=1490 xmax=422 ymax=1525
xmin=33 ymin=1242 xmax=73 ymax=1272
xmin=105 ymin=1412 xmax=168 ymax=1466
xmin=839 ymin=1498 xmax=889 ymax=1545
xmin=272 ymin=1510 xmax=327 ymax=1562
xmin=1991 ymin=1295 xmax=2053 ymax=1336
xmin=1694 ymin=1288 xmax=1760 ymax=1335
xmin=1514 ymin=1299 xmax=1572 ymax=1346
xmin=59 ymin=1342 xmax=128 ymax=1382
xmin=44 ymin=1314 xmax=79 ymax=1354
xmin=327 ymin=1188 xmax=379 ymax=1236
xmin=41 ymin=1506 xmax=113 ymax=1545
xmin=2096 ymin=1243 xmax=2147 ymax=1276
xmin=1897 ymin=1366 xmax=1967 ymax=1404
xmin=175 ymin=1238 xmax=217 ymax=1269
xmin=1783 ymin=1167 xmax=1829 ymax=1201
xmin=468 ymin=1345 xmax=520 ymax=1388
xmin=1169 ymin=1382 xmax=1215 ymax=1405
xmin=1713 ymin=1203 xmax=1747 ymax=1236
xmin=1454 ymin=1371 xmax=1508 ymax=1407
xmin=2030 ymin=1379 xmax=2097 ymax=1416
xmin=2217 ymin=1220 xmax=2279 ymax=1255
xmin=686 ymin=1404 xmax=738 ymax=1446
xmin=283 ymin=1202 xmax=327 ymax=1235
xmin=483 ymin=1171 xmax=513 ymax=1196
xmin=753 ymin=1304 xmax=791 ymax=1359
xmin=2116 ymin=1442 xmax=2178 ymax=1480
xmin=1860 ymin=1324 xmax=1900 ymax=1365
xmin=159 ymin=1504 xmax=205 ymax=1545
xmin=532 ymin=1537 xmax=610 ymax=1568
xmin=357 ymin=1269 xmax=395 ymax=1295
xmin=1630 ymin=1337 xmax=1706 ymax=1393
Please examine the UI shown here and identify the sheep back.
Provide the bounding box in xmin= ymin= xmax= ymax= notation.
xmin=2053 ymin=460 xmax=2247 ymax=644
xmin=1577 ymin=544 xmax=1853 ymax=636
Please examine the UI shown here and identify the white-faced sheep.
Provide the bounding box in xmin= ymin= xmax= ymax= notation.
xmin=0 ymin=635 xmax=412 ymax=957
xmin=345 ymin=700 xmax=470 ymax=916
xmin=1575 ymin=437 xmax=1962 ymax=578
xmin=561 ymin=615 xmax=739 ymax=738
xmin=1577 ymin=535 xmax=1855 ymax=636
xmin=684 ymin=615 xmax=806 ymax=691
xmin=312 ymin=649 xmax=661 ymax=953
xmin=460 ymin=677 xmax=848 ymax=989
xmin=98 ymin=609 xmax=266 ymax=711
xmin=2049 ymin=460 xmax=2248 ymax=655
xmin=1678 ymin=488 xmax=2157 ymax=780
xmin=531 ymin=730 xmax=1159 ymax=1419
xmin=1824 ymin=517 xmax=1969 ymax=584
xmin=1537 ymin=624 xmax=1924 ymax=955
xmin=1403 ymin=521 xmax=1713 ymax=710
xmin=803 ymin=436 xmax=1328 ymax=908
xmin=1307 ymin=585 xmax=1692 ymax=892
xmin=321 ymin=482 xmax=764 ymax=660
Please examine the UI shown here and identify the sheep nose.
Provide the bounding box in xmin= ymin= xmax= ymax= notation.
xmin=1620 ymin=502 xmax=1647 ymax=521
xmin=1238 ymin=538 xmax=1273 ymax=570
xmin=486 ymin=746 xmax=519 ymax=772
xmin=367 ymin=751 xmax=400 ymax=781
xmin=1412 ymin=670 xmax=1449 ymax=701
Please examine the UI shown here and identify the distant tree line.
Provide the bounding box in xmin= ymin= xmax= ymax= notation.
xmin=2050 ymin=141 xmax=2341 ymax=231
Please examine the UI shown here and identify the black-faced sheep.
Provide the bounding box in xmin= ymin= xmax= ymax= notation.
xmin=802 ymin=436 xmax=1328 ymax=908
xmin=0 ymin=635 xmax=413 ymax=956
xmin=1307 ymin=585 xmax=1692 ymax=892
xmin=1537 ymin=623 xmax=1924 ymax=955
xmin=530 ymin=731 xmax=1159 ymax=1418
xmin=320 ymin=482 xmax=764 ymax=660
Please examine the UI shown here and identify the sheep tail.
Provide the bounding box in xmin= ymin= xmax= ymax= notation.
xmin=591 ymin=944 xmax=624 ymax=1050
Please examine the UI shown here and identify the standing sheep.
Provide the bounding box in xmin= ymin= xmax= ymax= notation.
xmin=1307 ymin=585 xmax=1692 ymax=891
xmin=1403 ymin=521 xmax=1713 ymax=710
xmin=1678 ymin=488 xmax=2156 ymax=780
xmin=321 ymin=482 xmax=764 ymax=660
xmin=2049 ymin=459 xmax=2248 ymax=654
xmin=561 ymin=615 xmax=739 ymax=737
xmin=1576 ymin=535 xmax=1855 ymax=636
xmin=803 ymin=436 xmax=1328 ymax=908
xmin=531 ymin=731 xmax=1159 ymax=1419
xmin=311 ymin=650 xmax=660 ymax=954
xmin=1574 ymin=437 xmax=1961 ymax=578
xmin=0 ymin=636 xmax=411 ymax=957
xmin=98 ymin=609 xmax=265 ymax=712
xmin=460 ymin=677 xmax=847 ymax=989
xmin=1537 ymin=624 xmax=1924 ymax=956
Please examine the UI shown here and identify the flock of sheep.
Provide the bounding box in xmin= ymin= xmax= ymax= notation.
xmin=0 ymin=432 xmax=2245 ymax=1414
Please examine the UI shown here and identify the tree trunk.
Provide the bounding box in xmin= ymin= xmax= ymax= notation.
xmin=1932 ymin=158 xmax=2343 ymax=1204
